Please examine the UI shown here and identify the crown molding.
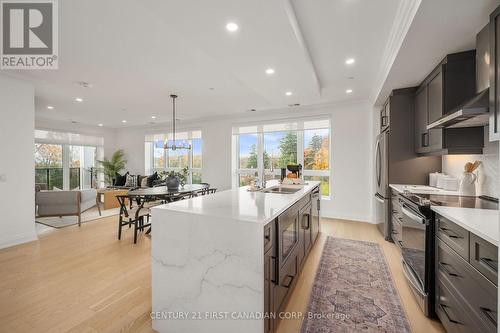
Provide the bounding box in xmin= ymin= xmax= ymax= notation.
xmin=370 ymin=0 xmax=422 ymax=105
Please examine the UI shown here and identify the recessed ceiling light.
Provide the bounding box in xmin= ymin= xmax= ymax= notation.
xmin=47 ymin=105 xmax=54 ymax=110
xmin=285 ymin=91 xmax=292 ymax=96
xmin=346 ymin=89 xmax=353 ymax=94
xmin=226 ymin=22 xmax=239 ymax=32
xmin=122 ymin=120 xmax=127 ymax=123
xmin=75 ymin=97 xmax=83 ymax=102
xmin=265 ymin=68 xmax=275 ymax=75
xmin=98 ymin=123 xmax=103 ymax=127
xmin=345 ymin=58 xmax=355 ymax=65
xmin=151 ymin=115 xmax=156 ymax=119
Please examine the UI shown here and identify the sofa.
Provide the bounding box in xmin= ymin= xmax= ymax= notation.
xmin=36 ymin=189 xmax=100 ymax=226
xmin=107 ymin=172 xmax=164 ymax=190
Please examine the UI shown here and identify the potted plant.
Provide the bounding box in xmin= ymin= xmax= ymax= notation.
xmin=159 ymin=167 xmax=188 ymax=190
xmin=97 ymin=150 xmax=127 ymax=186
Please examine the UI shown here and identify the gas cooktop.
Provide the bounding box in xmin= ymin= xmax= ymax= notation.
xmin=402 ymin=192 xmax=499 ymax=210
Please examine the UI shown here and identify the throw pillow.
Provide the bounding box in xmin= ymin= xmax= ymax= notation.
xmin=140 ymin=177 xmax=148 ymax=188
xmin=146 ymin=172 xmax=158 ymax=187
xmin=124 ymin=174 xmax=137 ymax=187
xmin=114 ymin=172 xmax=128 ymax=186
xmin=52 ymin=186 xmax=62 ymax=191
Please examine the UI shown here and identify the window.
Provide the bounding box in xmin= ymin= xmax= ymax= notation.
xmin=34 ymin=130 xmax=103 ymax=190
xmin=145 ymin=130 xmax=203 ymax=184
xmin=233 ymin=119 xmax=331 ymax=197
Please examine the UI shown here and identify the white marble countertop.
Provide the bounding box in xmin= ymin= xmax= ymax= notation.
xmin=151 ymin=180 xmax=320 ymax=224
xmin=431 ymin=206 xmax=499 ymax=246
xmin=390 ymin=184 xmax=461 ymax=196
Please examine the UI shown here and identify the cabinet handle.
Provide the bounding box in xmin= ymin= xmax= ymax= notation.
xmin=480 ymin=307 xmax=497 ymax=327
xmin=271 ymin=257 xmax=277 ymax=284
xmin=439 ymin=227 xmax=463 ymax=239
xmin=301 ymin=213 xmax=310 ymax=229
xmin=381 ymin=115 xmax=388 ymax=127
xmin=439 ymin=262 xmax=459 ymax=277
xmin=421 ymin=132 xmax=429 ymax=147
xmin=392 ymin=210 xmax=397 ymax=214
xmin=479 ymin=257 xmax=498 ymax=271
xmin=440 ymin=304 xmax=461 ymax=324
xmin=282 ymin=274 xmax=294 ymax=288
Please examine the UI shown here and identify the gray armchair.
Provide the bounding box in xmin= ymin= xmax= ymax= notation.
xmin=36 ymin=189 xmax=101 ymax=226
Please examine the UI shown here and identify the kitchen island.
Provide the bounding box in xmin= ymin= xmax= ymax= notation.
xmin=151 ymin=181 xmax=321 ymax=333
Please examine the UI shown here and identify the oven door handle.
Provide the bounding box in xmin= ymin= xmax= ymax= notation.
xmin=401 ymin=205 xmax=425 ymax=224
xmin=401 ymin=260 xmax=426 ymax=297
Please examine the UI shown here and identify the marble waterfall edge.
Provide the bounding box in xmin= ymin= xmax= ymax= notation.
xmin=151 ymin=208 xmax=265 ymax=333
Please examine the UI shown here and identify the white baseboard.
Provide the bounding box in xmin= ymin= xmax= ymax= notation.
xmin=0 ymin=231 xmax=38 ymax=250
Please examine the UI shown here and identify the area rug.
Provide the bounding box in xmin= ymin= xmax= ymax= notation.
xmin=301 ymin=237 xmax=411 ymax=333
xmin=36 ymin=207 xmax=119 ymax=228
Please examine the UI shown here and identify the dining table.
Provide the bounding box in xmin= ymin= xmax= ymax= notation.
xmin=124 ymin=184 xmax=209 ymax=237
xmin=127 ymin=184 xmax=208 ymax=200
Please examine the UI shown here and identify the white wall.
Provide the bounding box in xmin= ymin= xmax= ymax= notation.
xmin=442 ymin=127 xmax=499 ymax=198
xmin=0 ymin=75 xmax=38 ymax=249
xmin=114 ymin=100 xmax=375 ymax=222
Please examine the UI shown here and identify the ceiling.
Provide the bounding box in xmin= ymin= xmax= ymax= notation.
xmin=374 ymin=0 xmax=499 ymax=106
xmin=5 ymin=0 xmax=400 ymax=127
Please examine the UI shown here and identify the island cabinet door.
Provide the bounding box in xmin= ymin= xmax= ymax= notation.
xmin=264 ymin=247 xmax=275 ymax=333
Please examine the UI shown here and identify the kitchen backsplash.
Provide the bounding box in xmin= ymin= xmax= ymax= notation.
xmin=442 ymin=127 xmax=499 ymax=198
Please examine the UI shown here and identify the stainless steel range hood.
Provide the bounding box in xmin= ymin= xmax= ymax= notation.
xmin=427 ymin=88 xmax=489 ymax=130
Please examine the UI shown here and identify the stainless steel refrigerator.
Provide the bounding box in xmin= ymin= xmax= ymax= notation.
xmin=374 ymin=130 xmax=390 ymax=239
xmin=374 ymin=88 xmax=442 ymax=241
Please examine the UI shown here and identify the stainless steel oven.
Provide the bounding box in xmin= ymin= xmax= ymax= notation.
xmin=399 ymin=194 xmax=433 ymax=316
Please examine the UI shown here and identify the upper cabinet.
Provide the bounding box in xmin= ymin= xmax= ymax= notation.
xmin=414 ymin=51 xmax=484 ymax=155
xmin=490 ymin=5 xmax=500 ymax=141
xmin=380 ymin=100 xmax=390 ymax=133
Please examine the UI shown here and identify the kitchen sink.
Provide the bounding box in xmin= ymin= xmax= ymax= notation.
xmin=261 ymin=186 xmax=302 ymax=194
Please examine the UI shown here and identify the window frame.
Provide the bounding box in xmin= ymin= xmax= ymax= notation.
xmin=232 ymin=118 xmax=331 ymax=198
xmin=147 ymin=130 xmax=203 ymax=184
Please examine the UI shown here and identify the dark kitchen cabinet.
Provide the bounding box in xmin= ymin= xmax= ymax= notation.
xmin=414 ymin=51 xmax=484 ymax=155
xmin=415 ymin=86 xmax=428 ymax=153
xmin=267 ymin=189 xmax=320 ymax=332
xmin=264 ymin=246 xmax=274 ymax=333
xmin=490 ymin=5 xmax=500 ymax=141
xmin=435 ymin=214 xmax=498 ymax=333
xmin=380 ymin=100 xmax=390 ymax=132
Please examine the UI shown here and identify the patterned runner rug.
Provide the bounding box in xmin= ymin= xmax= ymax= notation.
xmin=301 ymin=237 xmax=411 ymax=333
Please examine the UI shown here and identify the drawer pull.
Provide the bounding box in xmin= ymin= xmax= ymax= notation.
xmin=392 ymin=210 xmax=397 ymax=214
xmin=398 ymin=217 xmax=403 ymax=222
xmin=479 ymin=257 xmax=498 ymax=272
xmin=439 ymin=262 xmax=459 ymax=277
xmin=480 ymin=307 xmax=497 ymax=327
xmin=392 ymin=230 xmax=398 ymax=235
xmin=282 ymin=275 xmax=294 ymax=288
xmin=439 ymin=227 xmax=463 ymax=239
xmin=271 ymin=257 xmax=277 ymax=284
xmin=440 ymin=304 xmax=461 ymax=324
xmin=397 ymin=240 xmax=403 ymax=247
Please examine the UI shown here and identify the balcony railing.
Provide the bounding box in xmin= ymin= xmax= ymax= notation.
xmin=35 ymin=167 xmax=81 ymax=190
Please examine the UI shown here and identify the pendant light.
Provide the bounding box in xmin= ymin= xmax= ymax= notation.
xmin=164 ymin=94 xmax=191 ymax=150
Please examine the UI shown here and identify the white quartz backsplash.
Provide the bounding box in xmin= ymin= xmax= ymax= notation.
xmin=442 ymin=127 xmax=499 ymax=198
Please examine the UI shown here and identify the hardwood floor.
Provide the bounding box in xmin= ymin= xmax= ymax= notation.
xmin=0 ymin=216 xmax=444 ymax=332
xmin=276 ymin=218 xmax=444 ymax=333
